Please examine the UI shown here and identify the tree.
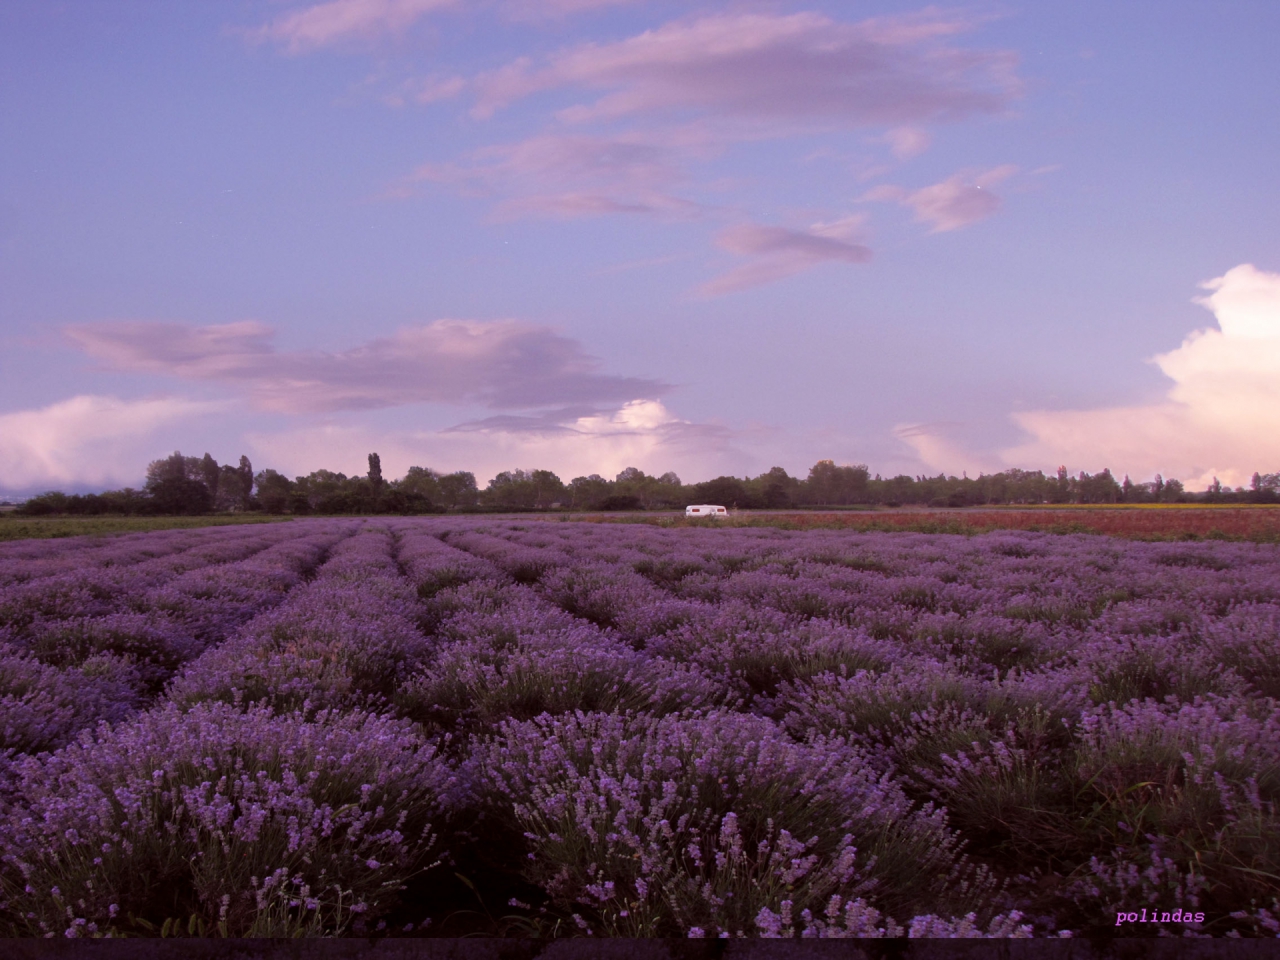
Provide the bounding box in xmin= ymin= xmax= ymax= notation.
xmin=1076 ymin=468 xmax=1121 ymax=504
xmin=484 ymin=470 xmax=530 ymax=508
xmin=1159 ymin=477 xmax=1184 ymax=503
xmin=17 ymin=492 xmax=69 ymax=516
xmin=1049 ymin=465 xmax=1070 ymax=504
xmin=697 ymin=476 xmax=751 ymax=509
xmin=750 ymin=466 xmax=799 ymax=508
xmin=569 ymin=475 xmax=611 ymax=510
xmin=398 ymin=467 xmax=441 ymax=502
xmin=144 ymin=451 xmax=212 ymax=515
xmin=529 ymin=469 xmax=566 ymax=508
xmin=804 ymin=460 xmax=870 ymax=505
xmin=146 ymin=451 xmax=193 ymax=489
xmin=149 ymin=476 xmax=212 ymax=515
xmin=436 ymin=472 xmax=478 ymax=509
xmin=1252 ymin=472 xmax=1280 ymax=503
xmin=214 ymin=464 xmax=247 ymax=511
xmin=599 ymin=494 xmax=642 ymax=511
xmin=255 ymin=469 xmax=294 ymax=515
xmin=613 ymin=466 xmax=667 ymax=509
xmin=294 ymin=470 xmax=349 ymax=512
xmin=483 ymin=469 xmax=564 ymax=509
xmin=368 ymin=453 xmax=384 ymax=492
xmin=648 ymin=471 xmax=686 ymax=509
xmin=237 ymin=456 xmax=254 ymax=510
xmin=200 ymin=454 xmax=220 ymax=500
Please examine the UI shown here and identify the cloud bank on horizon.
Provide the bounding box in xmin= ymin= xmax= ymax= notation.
xmin=0 ymin=396 xmax=227 ymax=491
xmin=0 ymin=0 xmax=1277 ymax=494
xmin=898 ymin=264 xmax=1280 ymax=489
xmin=5 ymin=262 xmax=1271 ymax=492
xmin=1006 ymin=264 xmax=1280 ymax=490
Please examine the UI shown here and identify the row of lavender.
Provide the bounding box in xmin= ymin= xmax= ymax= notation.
xmin=430 ymin=520 xmax=1280 ymax=936
xmin=1 ymin=518 xmax=1277 ymax=937
xmin=1 ymin=521 xmax=357 ymax=757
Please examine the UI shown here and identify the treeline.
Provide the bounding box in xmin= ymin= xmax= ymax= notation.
xmin=13 ymin=452 xmax=1280 ymax=517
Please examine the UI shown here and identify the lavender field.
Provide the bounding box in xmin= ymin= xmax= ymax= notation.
xmin=1 ymin=518 xmax=1277 ymax=938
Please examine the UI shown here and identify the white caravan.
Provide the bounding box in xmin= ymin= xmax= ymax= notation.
xmin=685 ymin=504 xmax=728 ymax=518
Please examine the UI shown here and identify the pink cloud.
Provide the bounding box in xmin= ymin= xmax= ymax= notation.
xmin=412 ymin=75 xmax=466 ymax=104
xmin=248 ymin=0 xmax=456 ymax=54
xmin=65 ymin=319 xmax=667 ymax=413
xmin=493 ymin=192 xmax=697 ymax=220
xmin=698 ymin=216 xmax=871 ymax=297
xmin=473 ymin=11 xmax=1019 ymax=127
xmin=409 ymin=130 xmax=707 ymax=219
xmin=880 ymin=126 xmax=933 ymax=159
xmin=500 ymin=0 xmax=643 ymax=21
xmin=866 ymin=165 xmax=1016 ymax=232
xmin=894 ymin=422 xmax=1000 ymax=478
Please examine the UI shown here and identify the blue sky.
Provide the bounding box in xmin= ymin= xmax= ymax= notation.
xmin=2 ymin=0 xmax=1279 ymax=493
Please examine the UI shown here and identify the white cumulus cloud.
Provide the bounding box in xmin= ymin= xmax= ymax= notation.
xmin=1002 ymin=263 xmax=1280 ymax=488
xmin=0 ymin=395 xmax=225 ymax=492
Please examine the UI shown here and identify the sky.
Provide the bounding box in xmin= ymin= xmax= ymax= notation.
xmin=1 ymin=0 xmax=1279 ymax=494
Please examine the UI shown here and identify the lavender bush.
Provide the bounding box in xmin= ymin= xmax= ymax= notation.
xmin=168 ymin=528 xmax=429 ymax=712
xmin=0 ymin=701 xmax=452 ymax=937
xmin=1 ymin=517 xmax=1278 ymax=936
xmin=475 ymin=710 xmax=982 ymax=936
xmin=1 ymin=524 xmax=352 ymax=757
xmin=0 ymin=643 xmax=140 ymax=759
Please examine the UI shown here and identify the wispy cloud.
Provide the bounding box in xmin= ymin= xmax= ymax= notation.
xmin=66 ymin=319 xmax=667 ymax=413
xmin=387 ymin=8 xmax=1019 ymax=274
xmin=248 ymin=0 xmax=649 ymax=54
xmin=698 ymin=216 xmax=871 ymax=297
xmin=0 ymin=395 xmax=225 ymax=492
xmin=500 ymin=0 xmax=644 ymax=22
xmin=879 ymin=125 xmax=933 ymax=159
xmin=894 ymin=422 xmax=1001 ymax=478
xmin=247 ymin=0 xmax=457 ymax=54
xmin=473 ymin=10 xmax=1019 ymax=127
xmin=407 ymin=130 xmax=708 ymax=219
xmin=408 ymin=75 xmax=466 ymax=104
xmin=865 ymin=165 xmax=1017 ymax=232
xmin=1001 ymin=264 xmax=1280 ymax=487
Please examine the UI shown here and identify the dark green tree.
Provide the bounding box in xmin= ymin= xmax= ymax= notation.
xmin=697 ymin=476 xmax=751 ymax=508
xmin=255 ymin=469 xmax=294 ymax=515
xmin=149 ymin=477 xmax=212 ymax=515
xmin=749 ymin=466 xmax=799 ymax=508
xmin=483 ymin=469 xmax=565 ymax=509
xmin=214 ymin=464 xmax=247 ymax=511
xmin=436 ymin=472 xmax=479 ymax=509
xmin=237 ymin=456 xmax=254 ymax=510
xmin=398 ymin=467 xmax=441 ymax=502
xmin=803 ymin=460 xmax=870 ymax=505
xmin=200 ymin=453 xmax=220 ymax=500
xmin=569 ymin=475 xmax=611 ymax=509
